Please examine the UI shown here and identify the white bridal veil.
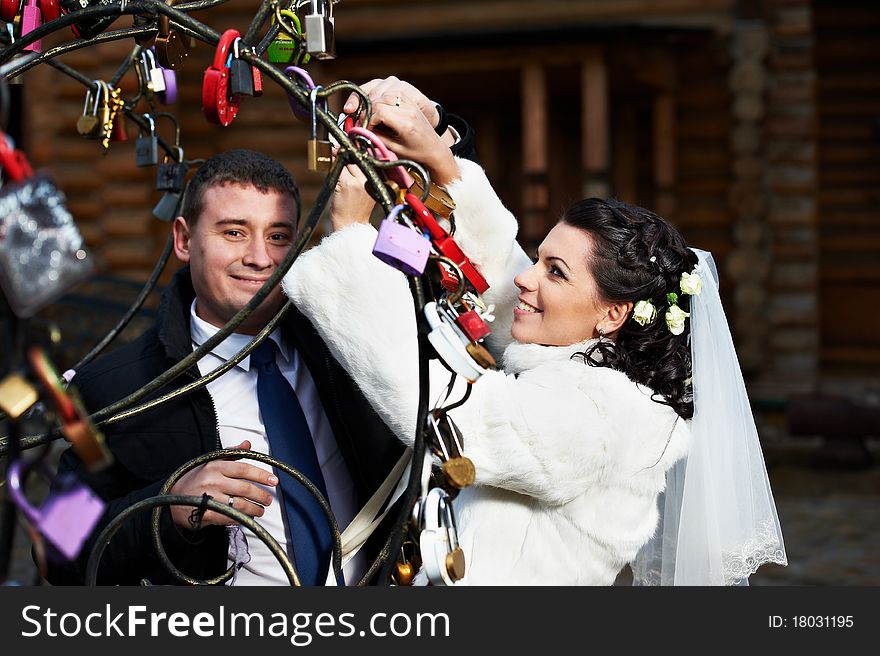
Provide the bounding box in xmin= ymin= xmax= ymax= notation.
xmin=632 ymin=249 xmax=787 ymax=585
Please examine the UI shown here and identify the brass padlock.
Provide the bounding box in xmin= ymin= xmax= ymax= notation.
xmin=408 ymin=168 xmax=456 ymax=220
xmin=466 ymin=342 xmax=496 ymax=370
xmin=307 ymin=87 xmax=331 ymax=172
xmin=0 ymin=373 xmax=39 ymax=419
xmin=76 ymin=83 xmax=104 ymax=138
xmin=395 ymin=560 xmax=414 ymax=586
xmin=445 ymin=547 xmax=466 ymax=582
xmin=441 ymin=456 xmax=476 ymax=490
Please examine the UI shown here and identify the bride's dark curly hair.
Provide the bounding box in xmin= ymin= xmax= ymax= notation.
xmin=563 ymin=198 xmax=699 ymax=419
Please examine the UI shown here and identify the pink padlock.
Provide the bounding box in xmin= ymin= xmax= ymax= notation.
xmin=372 ymin=204 xmax=431 ymax=276
xmin=22 ymin=0 xmax=43 ymax=53
xmin=8 ymin=458 xmax=105 ymax=561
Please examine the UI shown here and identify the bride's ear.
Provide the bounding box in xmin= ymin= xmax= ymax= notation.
xmin=597 ymin=300 xmax=633 ymax=337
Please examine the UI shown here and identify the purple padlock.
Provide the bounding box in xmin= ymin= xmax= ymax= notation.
xmin=158 ymin=68 xmax=177 ymax=104
xmin=8 ymin=458 xmax=105 ymax=561
xmin=284 ymin=66 xmax=315 ymax=122
xmin=373 ymin=205 xmax=431 ymax=276
xmin=152 ymin=47 xmax=177 ymax=105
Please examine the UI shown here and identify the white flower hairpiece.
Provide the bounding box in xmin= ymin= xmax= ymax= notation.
xmin=632 ymin=300 xmax=657 ymax=326
xmin=631 ymin=267 xmax=702 ymax=334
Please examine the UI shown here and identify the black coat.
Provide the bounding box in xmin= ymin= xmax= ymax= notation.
xmin=46 ymin=269 xmax=404 ymax=585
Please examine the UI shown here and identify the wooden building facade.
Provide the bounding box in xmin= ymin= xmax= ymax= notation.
xmin=13 ymin=0 xmax=880 ymax=404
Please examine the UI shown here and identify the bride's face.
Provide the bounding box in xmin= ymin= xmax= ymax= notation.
xmin=512 ymin=223 xmax=609 ymax=346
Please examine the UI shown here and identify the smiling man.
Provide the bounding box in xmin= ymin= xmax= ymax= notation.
xmin=45 ymin=150 xmax=406 ymax=586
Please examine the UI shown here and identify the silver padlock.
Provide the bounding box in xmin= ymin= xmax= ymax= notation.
xmin=143 ymin=48 xmax=166 ymax=94
xmin=304 ymin=0 xmax=336 ymax=60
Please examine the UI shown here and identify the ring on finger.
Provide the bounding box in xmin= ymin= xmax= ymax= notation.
xmin=227 ymin=496 xmax=235 ymax=507
xmin=394 ymin=96 xmax=401 ymax=107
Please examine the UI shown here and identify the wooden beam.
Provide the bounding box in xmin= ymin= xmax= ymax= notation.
xmin=581 ymin=47 xmax=610 ymax=198
xmin=521 ymin=63 xmax=549 ymax=241
xmin=653 ymin=91 xmax=677 ymax=216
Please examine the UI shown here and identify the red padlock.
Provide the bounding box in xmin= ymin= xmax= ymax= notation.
xmin=1 ymin=0 xmax=20 ymax=23
xmin=110 ymin=111 xmax=128 ymax=142
xmin=202 ymin=29 xmax=241 ymax=126
xmin=39 ymin=0 xmax=59 ymax=21
xmin=406 ymin=193 xmax=489 ymax=294
xmin=0 ymin=135 xmax=34 ymax=183
xmin=253 ymin=64 xmax=263 ymax=97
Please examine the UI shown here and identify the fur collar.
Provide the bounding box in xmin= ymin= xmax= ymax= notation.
xmin=502 ymin=337 xmax=600 ymax=375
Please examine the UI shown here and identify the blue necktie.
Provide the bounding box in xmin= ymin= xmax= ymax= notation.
xmin=251 ymin=340 xmax=332 ymax=586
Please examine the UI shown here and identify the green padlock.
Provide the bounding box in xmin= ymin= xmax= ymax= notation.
xmin=268 ymin=9 xmax=310 ymax=64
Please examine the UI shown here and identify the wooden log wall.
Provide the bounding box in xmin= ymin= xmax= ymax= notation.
xmin=813 ymin=0 xmax=880 ymax=372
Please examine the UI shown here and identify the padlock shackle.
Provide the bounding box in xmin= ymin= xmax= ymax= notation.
xmin=212 ymin=28 xmax=240 ymax=70
xmin=276 ymin=7 xmax=303 ymax=35
xmin=6 ymin=457 xmax=46 ymax=524
xmin=348 ymin=126 xmax=414 ymax=189
xmin=405 ymin=192 xmax=446 ymax=240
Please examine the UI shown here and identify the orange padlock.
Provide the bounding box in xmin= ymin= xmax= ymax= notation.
xmin=202 ymin=29 xmax=241 ymax=126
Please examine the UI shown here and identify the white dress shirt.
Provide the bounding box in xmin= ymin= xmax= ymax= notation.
xmin=190 ymin=301 xmax=365 ymax=585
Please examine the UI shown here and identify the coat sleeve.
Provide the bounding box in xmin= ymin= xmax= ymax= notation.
xmin=284 ymin=224 xmax=621 ymax=506
xmin=444 ymin=158 xmax=533 ymax=360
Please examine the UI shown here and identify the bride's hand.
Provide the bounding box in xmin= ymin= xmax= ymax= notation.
xmin=329 ymin=156 xmax=375 ymax=232
xmin=342 ymin=77 xmax=460 ymax=186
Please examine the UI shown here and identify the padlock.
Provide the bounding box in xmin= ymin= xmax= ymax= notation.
xmin=155 ymin=0 xmax=188 ymax=69
xmin=395 ymin=559 xmax=415 ymax=586
xmin=228 ymin=37 xmax=255 ymax=98
xmin=424 ymin=302 xmax=485 ymax=383
xmin=417 ymin=487 xmax=465 ymax=585
xmin=284 ymin=65 xmax=315 ymax=122
xmin=372 ymin=204 xmax=431 ymax=276
xmin=406 ymin=192 xmax=489 ymax=294
xmin=442 ymin=298 xmax=492 ymax=343
xmin=156 ymin=147 xmax=187 ymax=192
xmin=157 ymin=65 xmax=178 ymax=105
xmin=39 ymin=0 xmax=59 ymax=20
xmin=21 ymin=0 xmax=42 ymax=53
xmin=109 ymin=109 xmax=128 ymax=142
xmin=7 ymin=459 xmax=105 ymax=561
xmin=268 ymin=9 xmax=308 ymax=64
xmin=307 ymin=86 xmax=331 ymax=172
xmin=0 ymin=373 xmax=39 ymax=419
xmin=427 ymin=412 xmax=476 ymax=492
xmin=59 ymin=0 xmax=116 ymax=39
xmin=346 ymin=125 xmax=413 ymax=190
xmin=202 ymin=29 xmax=241 ymax=126
xmin=153 ymin=190 xmax=182 ymax=222
xmin=303 ymin=0 xmax=335 ymax=60
xmin=75 ymin=82 xmax=104 ymax=138
xmin=1 ymin=0 xmax=20 ymax=22
xmin=142 ymin=48 xmax=166 ymax=94
xmin=135 ymin=114 xmax=159 ymax=167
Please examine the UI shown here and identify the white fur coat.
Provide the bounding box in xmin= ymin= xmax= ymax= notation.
xmin=283 ymin=159 xmax=689 ymax=585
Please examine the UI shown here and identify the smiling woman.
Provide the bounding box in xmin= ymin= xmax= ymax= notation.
xmin=512 ymin=223 xmax=632 ymax=347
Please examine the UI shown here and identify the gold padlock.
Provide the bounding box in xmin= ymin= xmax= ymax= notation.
xmin=441 ymin=456 xmax=476 ymax=490
xmin=0 ymin=373 xmax=39 ymax=419
xmin=445 ymin=547 xmax=466 ymax=582
xmin=466 ymin=342 xmax=496 ymax=370
xmin=395 ymin=560 xmax=415 ymax=586
xmin=408 ymin=169 xmax=456 ymax=220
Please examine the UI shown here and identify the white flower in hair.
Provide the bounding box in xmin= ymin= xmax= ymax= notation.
xmin=665 ymin=305 xmax=690 ymax=335
xmin=632 ymin=300 xmax=657 ymax=326
xmin=680 ymin=271 xmax=703 ymax=296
